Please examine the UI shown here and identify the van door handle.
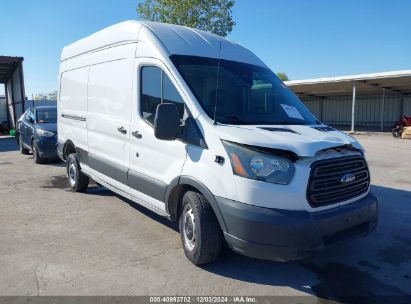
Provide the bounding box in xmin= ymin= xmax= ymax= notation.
xmin=117 ymin=126 xmax=127 ymax=134
xmin=132 ymin=130 xmax=142 ymax=139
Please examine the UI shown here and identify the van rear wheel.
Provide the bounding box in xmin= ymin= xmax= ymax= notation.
xmin=179 ymin=191 xmax=222 ymax=265
xmin=67 ymin=153 xmax=89 ymax=192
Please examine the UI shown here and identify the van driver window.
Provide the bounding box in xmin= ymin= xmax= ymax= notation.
xmin=141 ymin=66 xmax=185 ymax=125
xmin=162 ymin=72 xmax=185 ymax=119
xmin=141 ymin=67 xmax=161 ymax=124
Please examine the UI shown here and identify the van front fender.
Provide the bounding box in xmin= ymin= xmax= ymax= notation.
xmin=165 ymin=176 xmax=228 ymax=232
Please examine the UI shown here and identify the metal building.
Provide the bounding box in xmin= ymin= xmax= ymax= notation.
xmin=0 ymin=95 xmax=6 ymax=123
xmin=0 ymin=56 xmax=26 ymax=129
xmin=286 ymin=70 xmax=411 ymax=132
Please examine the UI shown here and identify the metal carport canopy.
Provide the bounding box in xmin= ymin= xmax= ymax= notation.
xmin=285 ymin=70 xmax=411 ymax=132
xmin=0 ymin=56 xmax=23 ymax=83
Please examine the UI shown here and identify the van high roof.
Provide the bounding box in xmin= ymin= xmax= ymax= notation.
xmin=61 ymin=20 xmax=266 ymax=67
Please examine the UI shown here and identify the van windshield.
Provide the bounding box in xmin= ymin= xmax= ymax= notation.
xmin=170 ymin=55 xmax=318 ymax=125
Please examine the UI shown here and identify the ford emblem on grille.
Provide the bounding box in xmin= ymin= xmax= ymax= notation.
xmin=340 ymin=173 xmax=356 ymax=184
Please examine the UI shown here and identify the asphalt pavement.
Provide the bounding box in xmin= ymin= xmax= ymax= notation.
xmin=0 ymin=134 xmax=410 ymax=303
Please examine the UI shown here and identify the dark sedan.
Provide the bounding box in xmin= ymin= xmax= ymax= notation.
xmin=17 ymin=106 xmax=58 ymax=163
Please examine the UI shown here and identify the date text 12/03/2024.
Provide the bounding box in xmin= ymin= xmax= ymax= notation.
xmin=149 ymin=296 xmax=257 ymax=303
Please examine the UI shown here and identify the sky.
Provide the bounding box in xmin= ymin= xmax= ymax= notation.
xmin=1 ymin=0 xmax=410 ymax=97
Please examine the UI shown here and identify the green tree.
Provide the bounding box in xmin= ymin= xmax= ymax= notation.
xmin=137 ymin=0 xmax=236 ymax=37
xmin=276 ymin=72 xmax=289 ymax=81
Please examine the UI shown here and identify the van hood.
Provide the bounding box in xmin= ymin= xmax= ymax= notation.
xmin=216 ymin=124 xmax=362 ymax=157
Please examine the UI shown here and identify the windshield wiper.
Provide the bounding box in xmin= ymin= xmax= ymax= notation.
xmin=215 ymin=115 xmax=310 ymax=126
xmin=215 ymin=114 xmax=251 ymax=125
xmin=267 ymin=121 xmax=308 ymax=125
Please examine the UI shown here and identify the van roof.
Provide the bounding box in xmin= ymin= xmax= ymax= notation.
xmin=61 ymin=21 xmax=266 ymax=67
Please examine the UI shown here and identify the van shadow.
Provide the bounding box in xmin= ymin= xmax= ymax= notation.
xmin=123 ymin=184 xmax=411 ymax=302
xmin=0 ymin=136 xmax=19 ymax=152
xmin=44 ymin=160 xmax=65 ymax=167
xmin=86 ymin=185 xmax=179 ymax=232
xmin=86 ymin=182 xmax=411 ymax=303
xmin=34 ymin=158 xmax=65 ymax=166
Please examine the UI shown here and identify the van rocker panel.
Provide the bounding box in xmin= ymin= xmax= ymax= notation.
xmin=72 ymin=147 xmax=167 ymax=202
xmin=128 ymin=170 xmax=167 ymax=202
xmin=87 ymin=153 xmax=128 ymax=186
xmin=216 ymin=192 xmax=378 ymax=261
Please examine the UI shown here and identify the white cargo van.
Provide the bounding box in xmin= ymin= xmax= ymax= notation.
xmin=57 ymin=21 xmax=378 ymax=265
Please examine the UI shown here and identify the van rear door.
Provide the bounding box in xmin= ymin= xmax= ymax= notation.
xmin=128 ymin=58 xmax=187 ymax=211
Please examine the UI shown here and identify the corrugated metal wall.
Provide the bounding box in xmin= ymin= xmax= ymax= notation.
xmin=0 ymin=97 xmax=7 ymax=122
xmin=301 ymin=94 xmax=409 ymax=130
xmin=302 ymin=97 xmax=321 ymax=118
xmin=6 ymin=80 xmax=14 ymax=127
xmin=404 ymin=96 xmax=411 ymax=115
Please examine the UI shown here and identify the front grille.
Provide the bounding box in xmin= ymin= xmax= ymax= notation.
xmin=307 ymin=156 xmax=370 ymax=207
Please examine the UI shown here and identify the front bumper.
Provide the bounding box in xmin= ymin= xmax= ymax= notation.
xmin=216 ymin=193 xmax=378 ymax=261
xmin=35 ymin=136 xmax=58 ymax=159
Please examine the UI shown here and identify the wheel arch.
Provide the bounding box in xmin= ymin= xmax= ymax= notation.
xmin=165 ymin=176 xmax=227 ymax=232
xmin=62 ymin=140 xmax=77 ymax=160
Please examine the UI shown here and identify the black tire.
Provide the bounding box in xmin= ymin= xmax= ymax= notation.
xmin=179 ymin=191 xmax=222 ymax=265
xmin=19 ymin=135 xmax=29 ymax=155
xmin=32 ymin=140 xmax=44 ymax=164
xmin=66 ymin=153 xmax=89 ymax=192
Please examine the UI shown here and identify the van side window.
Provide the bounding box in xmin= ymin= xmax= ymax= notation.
xmin=141 ymin=67 xmax=162 ymax=124
xmin=140 ymin=66 xmax=185 ymax=125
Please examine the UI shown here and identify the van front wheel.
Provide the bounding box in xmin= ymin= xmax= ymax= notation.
xmin=67 ymin=153 xmax=89 ymax=192
xmin=179 ymin=191 xmax=222 ymax=265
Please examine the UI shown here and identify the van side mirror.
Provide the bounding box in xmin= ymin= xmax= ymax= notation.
xmin=154 ymin=103 xmax=181 ymax=140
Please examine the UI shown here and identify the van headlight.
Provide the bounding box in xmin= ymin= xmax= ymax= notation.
xmin=222 ymin=140 xmax=295 ymax=185
xmin=36 ymin=128 xmax=55 ymax=137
